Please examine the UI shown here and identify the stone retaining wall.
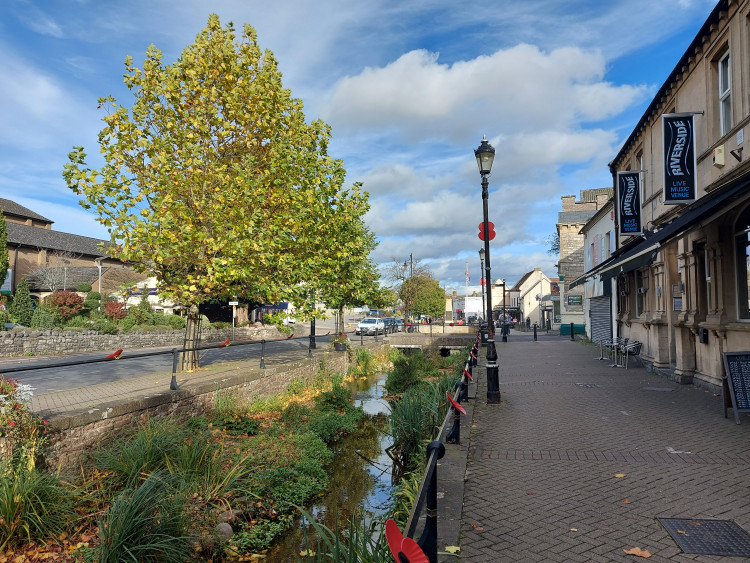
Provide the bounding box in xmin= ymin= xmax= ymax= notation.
xmin=44 ymin=344 xmax=381 ymax=469
xmin=0 ymin=324 xmax=291 ymax=357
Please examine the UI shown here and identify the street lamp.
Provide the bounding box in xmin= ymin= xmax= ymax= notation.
xmin=478 ymin=249 xmax=486 ymax=324
xmin=500 ymin=278 xmax=507 ymax=342
xmin=475 ymin=136 xmax=500 ymax=404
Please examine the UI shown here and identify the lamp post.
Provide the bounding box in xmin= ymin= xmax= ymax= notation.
xmin=475 ymin=136 xmax=500 ymax=404
xmin=478 ymin=249 xmax=486 ymax=323
xmin=501 ymin=278 xmax=507 ymax=342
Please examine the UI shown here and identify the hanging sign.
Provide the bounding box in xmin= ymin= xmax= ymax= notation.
xmin=662 ymin=113 xmax=697 ymax=204
xmin=617 ymin=172 xmax=642 ymax=236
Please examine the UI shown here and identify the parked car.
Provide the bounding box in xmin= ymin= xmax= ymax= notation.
xmin=382 ymin=317 xmax=396 ymax=333
xmin=394 ymin=319 xmax=404 ymax=332
xmin=356 ymin=317 xmax=385 ymax=336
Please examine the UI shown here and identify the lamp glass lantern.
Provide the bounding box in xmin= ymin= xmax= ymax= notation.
xmin=478 ymin=248 xmax=485 ymax=261
xmin=474 ymin=136 xmax=495 ymax=175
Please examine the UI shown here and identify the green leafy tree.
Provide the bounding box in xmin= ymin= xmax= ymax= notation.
xmin=64 ymin=15 xmax=371 ymax=314
xmin=399 ymin=275 xmax=444 ymax=320
xmin=9 ymin=278 xmax=33 ymax=326
xmin=316 ymin=209 xmax=379 ymax=331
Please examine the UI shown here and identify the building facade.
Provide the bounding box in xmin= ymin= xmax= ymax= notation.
xmin=557 ymin=189 xmax=613 ymax=327
xmin=575 ymin=0 xmax=750 ymax=392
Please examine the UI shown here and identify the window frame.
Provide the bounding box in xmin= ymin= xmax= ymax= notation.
xmin=718 ymin=51 xmax=731 ymax=136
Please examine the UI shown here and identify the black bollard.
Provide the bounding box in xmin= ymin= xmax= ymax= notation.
xmin=570 ymin=322 xmax=575 ymax=341
xmin=533 ymin=324 xmax=537 ymax=342
xmin=260 ymin=339 xmax=266 ymax=369
xmin=170 ymin=348 xmax=180 ymax=390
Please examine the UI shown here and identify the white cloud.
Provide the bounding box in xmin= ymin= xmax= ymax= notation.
xmin=323 ymin=44 xmax=648 ymax=143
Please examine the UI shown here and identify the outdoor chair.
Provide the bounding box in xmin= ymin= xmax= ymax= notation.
xmin=619 ymin=341 xmax=643 ymax=369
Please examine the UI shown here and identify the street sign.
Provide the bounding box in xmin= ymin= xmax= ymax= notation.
xmin=229 ymin=301 xmax=239 ymax=306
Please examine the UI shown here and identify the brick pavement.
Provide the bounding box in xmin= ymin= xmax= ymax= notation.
xmin=459 ymin=332 xmax=750 ymax=562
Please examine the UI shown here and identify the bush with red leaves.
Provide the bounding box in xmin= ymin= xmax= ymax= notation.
xmin=46 ymin=290 xmax=84 ymax=321
xmin=104 ymin=301 xmax=126 ymax=320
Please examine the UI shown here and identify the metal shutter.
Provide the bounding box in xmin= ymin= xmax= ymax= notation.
xmin=590 ymin=296 xmax=611 ymax=345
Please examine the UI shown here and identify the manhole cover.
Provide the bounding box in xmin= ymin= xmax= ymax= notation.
xmin=658 ymin=518 xmax=750 ymax=556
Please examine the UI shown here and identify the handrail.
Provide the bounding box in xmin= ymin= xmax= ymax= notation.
xmin=403 ymin=334 xmax=480 ymax=563
xmin=0 ymin=331 xmax=348 ymax=390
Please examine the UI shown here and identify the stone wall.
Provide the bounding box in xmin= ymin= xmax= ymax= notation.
xmin=44 ymin=344 xmax=372 ymax=469
xmin=0 ymin=324 xmax=292 ymax=357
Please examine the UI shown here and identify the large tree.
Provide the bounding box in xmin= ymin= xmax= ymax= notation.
xmin=64 ymin=15 xmax=372 ymax=312
xmin=399 ymin=275 xmax=445 ymax=321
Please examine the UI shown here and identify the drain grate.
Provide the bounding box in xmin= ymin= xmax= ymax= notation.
xmin=658 ymin=518 xmax=750 ymax=557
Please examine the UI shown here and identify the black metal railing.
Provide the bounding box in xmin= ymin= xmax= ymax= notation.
xmin=403 ymin=333 xmax=480 ymax=562
xmin=0 ymin=330 xmax=367 ymax=391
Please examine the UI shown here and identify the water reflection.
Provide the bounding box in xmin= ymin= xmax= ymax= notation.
xmin=265 ymin=373 xmax=393 ymax=561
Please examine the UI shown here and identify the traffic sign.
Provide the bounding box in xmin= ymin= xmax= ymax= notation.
xmin=229 ymin=301 xmax=239 ymax=306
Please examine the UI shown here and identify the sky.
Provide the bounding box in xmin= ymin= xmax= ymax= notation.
xmin=0 ymin=0 xmax=719 ymax=295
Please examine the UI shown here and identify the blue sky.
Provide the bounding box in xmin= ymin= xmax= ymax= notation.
xmin=0 ymin=0 xmax=718 ymax=294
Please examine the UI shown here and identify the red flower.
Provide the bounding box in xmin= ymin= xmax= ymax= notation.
xmin=9 ymin=421 xmax=16 ymax=427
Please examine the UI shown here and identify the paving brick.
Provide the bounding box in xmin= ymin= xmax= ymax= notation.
xmin=457 ymin=333 xmax=750 ymax=562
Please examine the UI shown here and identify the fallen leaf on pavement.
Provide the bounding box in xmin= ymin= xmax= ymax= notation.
xmin=471 ymin=524 xmax=484 ymax=531
xmin=614 ymin=473 xmax=627 ymax=478
xmin=570 ymin=528 xmax=578 ymax=532
xmin=622 ymin=499 xmax=630 ymax=504
xmin=623 ymin=547 xmax=652 ymax=558
xmin=677 ymin=530 xmax=686 ymax=534
xmin=444 ymin=546 xmax=460 ymax=554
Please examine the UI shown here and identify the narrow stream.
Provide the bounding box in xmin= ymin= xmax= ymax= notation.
xmin=265 ymin=371 xmax=394 ymax=560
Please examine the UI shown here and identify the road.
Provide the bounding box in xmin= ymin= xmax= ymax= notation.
xmin=0 ymin=329 xmax=386 ymax=396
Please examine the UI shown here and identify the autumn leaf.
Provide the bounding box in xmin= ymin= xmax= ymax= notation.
xmin=614 ymin=473 xmax=627 ymax=478
xmin=444 ymin=546 xmax=461 ymax=554
xmin=622 ymin=499 xmax=631 ymax=504
xmin=623 ymin=547 xmax=652 ymax=557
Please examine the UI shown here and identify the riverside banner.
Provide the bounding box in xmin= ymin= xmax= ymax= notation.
xmin=662 ymin=113 xmax=697 ymax=204
xmin=617 ymin=171 xmax=642 ymax=236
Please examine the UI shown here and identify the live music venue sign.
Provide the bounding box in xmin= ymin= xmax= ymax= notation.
xmin=662 ymin=113 xmax=697 ymax=204
xmin=616 ymin=171 xmax=642 ymax=236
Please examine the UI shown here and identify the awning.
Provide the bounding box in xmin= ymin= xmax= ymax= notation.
xmin=569 ymin=175 xmax=750 ymax=289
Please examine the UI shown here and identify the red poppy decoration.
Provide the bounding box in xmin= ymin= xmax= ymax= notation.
xmin=463 ymin=366 xmax=474 ymax=381
xmin=219 ymin=339 xmax=230 ymax=347
xmin=105 ymin=349 xmax=123 ymax=360
xmin=287 ymin=333 xmax=294 ymax=339
xmin=385 ymin=519 xmax=428 ymax=563
xmin=447 ymin=391 xmax=466 ymax=415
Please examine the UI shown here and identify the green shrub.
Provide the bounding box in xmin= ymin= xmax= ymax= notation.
xmin=30 ymin=308 xmax=55 ymax=330
xmin=9 ymin=278 xmax=33 ymax=326
xmin=168 ymin=315 xmax=186 ymax=329
xmin=0 ymin=309 xmax=9 ymax=327
xmin=96 ymin=472 xmax=193 ymax=563
xmin=120 ymin=315 xmax=137 ymax=332
xmin=75 ymin=282 xmax=92 ymax=292
xmin=64 ymin=315 xmax=92 ymax=328
xmin=0 ymin=463 xmax=76 ymax=551
xmin=385 ymin=350 xmax=439 ymax=395
xmin=94 ymin=318 xmax=119 ymax=334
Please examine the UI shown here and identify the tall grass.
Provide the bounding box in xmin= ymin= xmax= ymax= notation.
xmin=298 ymin=507 xmax=391 ymax=563
xmin=92 ymin=416 xmax=228 ymax=495
xmin=0 ymin=461 xmax=76 ymax=551
xmin=97 ymin=471 xmax=193 ymax=563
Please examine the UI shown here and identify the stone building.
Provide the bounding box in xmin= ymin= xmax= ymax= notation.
xmin=556 ymin=189 xmax=613 ymax=327
xmin=572 ymin=0 xmax=750 ymax=393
